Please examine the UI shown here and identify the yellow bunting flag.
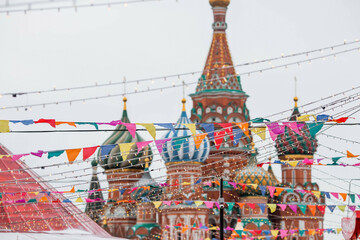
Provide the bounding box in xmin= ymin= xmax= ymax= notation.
xmin=209 ymin=226 xmax=217 ymax=230
xmin=194 ymin=133 xmax=208 ymax=149
xmin=181 ymin=226 xmax=189 ymax=233
xmin=339 ymin=193 xmax=347 ymax=201
xmin=39 ymin=195 xmax=48 ymax=202
xmin=181 ymin=182 xmax=191 ymax=185
xmin=75 ymin=197 xmax=84 ymax=203
xmin=288 ymin=161 xmax=299 ymax=167
xmin=66 ymin=148 xmax=82 ymax=164
xmin=271 ymin=230 xmax=279 ymax=237
xmin=137 ymin=123 xmax=156 ymax=140
xmin=338 ymin=205 xmax=346 ymax=212
xmin=184 ymin=123 xmax=197 ymax=136
xmin=267 ymin=204 xmax=277 ymax=213
xmin=347 ymin=150 xmax=359 ymax=158
xmin=0 ymin=120 xmax=10 ymax=133
xmin=235 ymin=123 xmax=249 ymax=137
xmin=274 ymin=188 xmax=284 ymax=197
xmin=336 ymin=228 xmax=342 ymax=234
xmin=312 ymin=191 xmax=321 ymax=199
xmin=119 ymin=143 xmax=135 ymax=161
xmin=153 ymin=201 xmax=162 ymax=209
xmin=251 ymin=127 xmax=266 ymax=140
xmin=195 ymin=201 xmax=204 ymax=207
xmin=297 ymin=114 xmax=315 ymax=122
xmin=248 ymin=184 xmax=258 ymax=190
xmin=0 ymin=155 xmax=10 ymax=159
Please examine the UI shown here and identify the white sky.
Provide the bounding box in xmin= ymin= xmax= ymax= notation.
xmin=0 ymin=0 xmax=360 ymax=237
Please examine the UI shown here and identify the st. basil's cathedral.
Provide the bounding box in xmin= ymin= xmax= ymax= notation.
xmin=84 ymin=0 xmax=325 ymax=239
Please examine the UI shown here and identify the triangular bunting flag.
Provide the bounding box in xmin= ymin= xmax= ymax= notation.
xmin=153 ymin=201 xmax=162 ymax=209
xmin=66 ymin=148 xmax=82 ymax=164
xmin=308 ymin=205 xmax=316 ymax=216
xmin=271 ymin=230 xmax=279 ymax=237
xmin=277 ymin=204 xmax=287 ymax=211
xmin=217 ymin=123 xmax=234 ymax=141
xmin=251 ymin=127 xmax=266 ymax=140
xmin=204 ymin=201 xmax=214 ymax=209
xmin=236 ymin=202 xmax=245 ymax=209
xmin=288 ymin=161 xmax=299 ymax=167
xmin=82 ymin=146 xmax=98 ymax=160
xmin=137 ymin=123 xmax=156 ymax=140
xmin=214 ymin=130 xmax=226 ymax=149
xmin=48 ymin=150 xmax=65 ymax=159
xmin=233 ymin=128 xmax=244 ymax=145
xmin=156 ymin=123 xmax=176 ymax=135
xmin=317 ymin=205 xmax=326 ymax=214
xmin=327 ymin=205 xmax=336 ymax=212
xmin=136 ymin=141 xmax=153 ymax=154
xmin=267 ymin=204 xmax=277 ymax=213
xmin=227 ymin=202 xmax=235 ymax=212
xmin=194 ymin=133 xmax=208 ymax=149
xmin=338 ymin=205 xmax=346 ymax=212
xmin=118 ymin=143 xmax=135 ymax=161
xmin=299 ymin=204 xmax=307 ymax=214
xmin=247 ymin=203 xmax=256 ymax=209
xmin=184 ymin=123 xmax=197 ymax=136
xmin=75 ymin=197 xmax=84 ymax=203
xmin=259 ymin=185 xmax=266 ymax=196
xmin=289 ymin=204 xmax=297 ymax=213
xmin=347 ymin=150 xmax=359 ymax=158
xmin=258 ymin=203 xmax=266 ymax=213
xmin=235 ymin=122 xmax=249 ymax=138
xmin=0 ymin=120 xmax=10 ymax=133
xmin=312 ymin=191 xmax=321 ymax=199
xmin=268 ymin=186 xmax=276 ymax=198
xmin=307 ymin=122 xmax=324 ymax=137
xmin=274 ymin=188 xmax=284 ymax=196
xmin=123 ymin=123 xmax=136 ymax=138
xmin=339 ymin=193 xmax=347 ymax=201
xmin=155 ymin=139 xmax=171 ymax=154
xmin=200 ymin=123 xmax=214 ymax=141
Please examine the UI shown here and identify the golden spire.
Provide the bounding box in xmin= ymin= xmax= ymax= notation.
xmin=251 ymin=141 xmax=255 ymax=153
xmin=294 ymin=96 xmax=298 ymax=108
xmin=123 ymin=96 xmax=127 ymax=110
xmin=182 ymin=98 xmax=186 ymax=112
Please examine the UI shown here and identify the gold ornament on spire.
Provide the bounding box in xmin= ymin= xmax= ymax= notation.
xmin=182 ymin=98 xmax=186 ymax=112
xmin=123 ymin=96 xmax=127 ymax=110
xmin=209 ymin=0 xmax=230 ymax=7
xmin=293 ymin=96 xmax=298 ymax=108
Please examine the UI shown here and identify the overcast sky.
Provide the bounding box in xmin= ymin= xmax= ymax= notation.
xmin=0 ymin=0 xmax=360 ymax=236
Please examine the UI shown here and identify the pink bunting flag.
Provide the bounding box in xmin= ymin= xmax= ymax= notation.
xmin=277 ymin=204 xmax=287 ymax=211
xmin=155 ymin=139 xmax=171 ymax=154
xmin=108 ymin=120 xmax=122 ymax=126
xmin=289 ymin=204 xmax=297 ymax=213
xmin=357 ymin=194 xmax=360 ymax=200
xmin=85 ymin=198 xmax=95 ymax=203
xmin=280 ymin=229 xmax=288 ymax=238
xmin=204 ymin=201 xmax=214 ymax=209
xmin=268 ymin=186 xmax=276 ymax=198
xmin=349 ymin=206 xmax=356 ymax=212
xmin=225 ymin=226 xmax=234 ymax=231
xmin=136 ymin=141 xmax=153 ymax=154
xmin=297 ymin=122 xmax=305 ymax=130
xmin=12 ymin=154 xmax=29 ymax=161
xmin=31 ymin=151 xmax=45 ymax=158
xmin=331 ymin=192 xmax=339 ymax=199
xmin=128 ymin=187 xmax=138 ymax=194
xmin=284 ymin=122 xmax=300 ymax=134
xmin=123 ymin=123 xmax=136 ymax=138
xmin=203 ymin=181 xmax=212 ymax=187
xmin=302 ymin=158 xmax=314 ymax=165
xmin=228 ymin=182 xmax=237 ymax=189
xmin=317 ymin=158 xmax=324 ymax=163
xmin=215 ymin=202 xmax=220 ymax=209
xmin=163 ymin=201 xmax=172 ymax=206
xmin=266 ymin=122 xmax=285 ymax=141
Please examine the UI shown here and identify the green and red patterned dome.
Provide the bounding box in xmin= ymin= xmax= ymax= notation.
xmin=275 ymin=97 xmax=318 ymax=156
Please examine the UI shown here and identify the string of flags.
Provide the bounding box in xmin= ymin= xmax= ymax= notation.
xmin=1 ymin=180 xmax=359 ymax=204
xmin=0 ymin=115 xmax=355 ymax=164
xmin=160 ymin=223 xmax=342 ymax=239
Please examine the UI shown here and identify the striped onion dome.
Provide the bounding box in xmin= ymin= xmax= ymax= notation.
xmin=161 ymin=98 xmax=210 ymax=163
xmin=98 ymin=97 xmax=152 ymax=170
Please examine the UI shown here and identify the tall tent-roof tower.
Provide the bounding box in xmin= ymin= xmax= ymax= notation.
xmin=0 ymin=143 xmax=111 ymax=238
xmin=190 ymin=0 xmax=251 ymax=180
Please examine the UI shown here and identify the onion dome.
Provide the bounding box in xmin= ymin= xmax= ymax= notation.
xmin=98 ymin=97 xmax=152 ymax=170
xmin=209 ymin=0 xmax=230 ymax=7
xmin=275 ymin=97 xmax=318 ymax=156
xmin=161 ymin=98 xmax=210 ymax=163
xmin=234 ymin=143 xmax=276 ymax=191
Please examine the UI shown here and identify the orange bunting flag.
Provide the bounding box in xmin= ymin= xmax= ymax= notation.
xmin=308 ymin=229 xmax=315 ymax=236
xmin=236 ymin=202 xmax=245 ymax=209
xmin=347 ymin=150 xmax=359 ymax=158
xmin=69 ymin=186 xmax=75 ymax=193
xmin=235 ymin=123 xmax=249 ymax=138
xmin=39 ymin=195 xmax=48 ymax=202
xmin=274 ymin=188 xmax=284 ymax=197
xmin=66 ymin=148 xmax=82 ymax=164
xmin=339 ymin=193 xmax=347 ymax=201
xmin=55 ymin=121 xmax=77 ymax=127
xmin=194 ymin=133 xmax=208 ymax=149
xmin=181 ymin=226 xmax=189 ymax=233
xmin=308 ymin=205 xmax=316 ymax=216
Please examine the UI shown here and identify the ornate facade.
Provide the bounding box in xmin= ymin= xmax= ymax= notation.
xmin=84 ymin=0 xmax=325 ymax=239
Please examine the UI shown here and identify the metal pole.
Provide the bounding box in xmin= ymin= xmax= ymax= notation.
xmin=219 ymin=178 xmax=224 ymax=240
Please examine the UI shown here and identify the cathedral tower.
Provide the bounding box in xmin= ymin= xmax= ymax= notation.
xmin=190 ymin=0 xmax=251 ymax=180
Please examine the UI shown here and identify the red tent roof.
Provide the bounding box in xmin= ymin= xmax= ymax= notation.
xmin=0 ymin=144 xmax=110 ymax=237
